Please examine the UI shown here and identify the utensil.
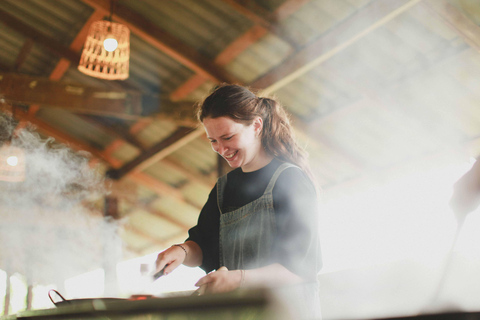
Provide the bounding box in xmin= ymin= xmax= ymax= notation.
xmin=48 ymin=289 xmax=125 ymax=307
xmin=153 ymin=265 xmax=167 ymax=281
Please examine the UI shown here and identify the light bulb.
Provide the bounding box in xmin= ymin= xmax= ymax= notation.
xmin=6 ymin=156 xmax=18 ymax=167
xmin=104 ymin=37 xmax=118 ymax=52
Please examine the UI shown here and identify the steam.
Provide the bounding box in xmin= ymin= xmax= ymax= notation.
xmin=0 ymin=111 xmax=121 ymax=287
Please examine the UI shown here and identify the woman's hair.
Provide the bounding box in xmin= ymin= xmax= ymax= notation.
xmin=197 ymin=84 xmax=316 ymax=184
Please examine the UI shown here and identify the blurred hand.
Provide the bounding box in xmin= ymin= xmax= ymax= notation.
xmin=194 ymin=266 xmax=242 ymax=294
xmin=155 ymin=245 xmax=187 ymax=276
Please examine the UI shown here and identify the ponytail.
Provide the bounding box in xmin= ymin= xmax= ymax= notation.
xmin=259 ymin=97 xmax=316 ymax=185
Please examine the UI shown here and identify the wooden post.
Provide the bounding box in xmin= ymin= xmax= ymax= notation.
xmin=3 ymin=271 xmax=10 ymax=315
xmin=26 ymin=284 xmax=33 ymax=310
xmin=103 ymin=196 xmax=120 ymax=296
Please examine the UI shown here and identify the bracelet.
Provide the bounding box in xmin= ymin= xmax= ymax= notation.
xmin=172 ymin=244 xmax=187 ymax=257
xmin=240 ymin=270 xmax=246 ymax=287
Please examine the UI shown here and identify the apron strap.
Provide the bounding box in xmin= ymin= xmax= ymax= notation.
xmin=216 ymin=174 xmax=228 ymax=214
xmin=263 ymin=162 xmax=298 ymax=195
xmin=216 ymin=162 xmax=300 ymax=212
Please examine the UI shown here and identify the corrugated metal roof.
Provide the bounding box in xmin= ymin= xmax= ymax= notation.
xmin=128 ymin=34 xmax=195 ymax=94
xmin=0 ymin=0 xmax=93 ymax=46
xmin=122 ymin=0 xmax=253 ymax=59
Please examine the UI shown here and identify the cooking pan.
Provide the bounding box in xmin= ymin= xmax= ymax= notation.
xmin=48 ymin=289 xmax=126 ymax=307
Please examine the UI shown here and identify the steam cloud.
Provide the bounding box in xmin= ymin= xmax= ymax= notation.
xmin=0 ymin=111 xmax=121 ymax=288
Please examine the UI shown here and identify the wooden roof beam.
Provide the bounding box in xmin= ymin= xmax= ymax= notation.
xmin=28 ymin=10 xmax=109 ymax=116
xmin=79 ymin=115 xmax=147 ymax=151
xmin=422 ymin=0 xmax=480 ymax=53
xmin=170 ymin=0 xmax=308 ymax=101
xmin=5 ymin=111 xmax=202 ymax=216
xmin=0 ymin=8 xmax=139 ymax=114
xmin=49 ymin=10 xmax=106 ymax=82
xmin=79 ymin=0 xmax=237 ymax=84
xmin=128 ymin=171 xmax=202 ymax=210
xmin=162 ymin=158 xmax=216 ymax=188
xmin=0 ymin=73 xmax=145 ymax=119
xmin=0 ymin=73 xmax=197 ymax=121
xmin=10 ymin=108 xmax=121 ymax=168
xmin=122 ymin=224 xmax=170 ymax=249
xmin=170 ymin=25 xmax=269 ymax=101
xmin=107 ymin=127 xmax=204 ymax=180
xmin=0 ymin=8 xmax=80 ymax=64
xmin=252 ymin=0 xmax=422 ymax=94
xmin=10 ymin=108 xmax=202 ymax=207
xmin=13 ymin=39 xmax=34 ymax=72
xmin=220 ymin=0 xmax=302 ymax=48
xmin=128 ymin=200 xmax=191 ymax=231
xmin=325 ymin=135 xmax=480 ymax=200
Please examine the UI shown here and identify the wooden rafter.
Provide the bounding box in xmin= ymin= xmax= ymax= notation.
xmin=422 ymin=0 xmax=480 ymax=53
xmin=77 ymin=0 xmax=301 ymax=182
xmin=220 ymin=0 xmax=301 ymax=47
xmin=162 ymin=158 xmax=216 ymax=188
xmin=0 ymin=8 xmax=138 ymax=112
xmin=27 ymin=6 xmax=207 ymax=198
xmin=170 ymin=0 xmax=307 ymax=101
xmin=295 ymin=100 xmax=377 ymax=171
xmin=27 ymin=10 xmax=106 ymax=117
xmin=272 ymin=0 xmax=311 ymax=21
xmin=107 ymin=127 xmax=204 ymax=180
xmin=11 ymin=107 xmax=203 ymax=212
xmin=252 ymin=0 xmax=422 ymax=94
xmin=0 ymin=8 xmax=80 ymax=64
xmin=0 ymin=60 xmax=11 ymax=72
xmin=13 ymin=39 xmax=34 ymax=72
xmin=128 ymin=171 xmax=201 ymax=210
xmin=79 ymin=115 xmax=146 ymax=151
xmin=122 ymin=224 xmax=170 ymax=250
xmin=0 ymin=73 xmax=199 ymax=122
xmin=170 ymin=25 xmax=269 ymax=101
xmin=11 ymin=108 xmax=121 ymax=168
xmin=0 ymin=73 xmax=146 ymax=119
xmin=79 ymin=0 xmax=238 ymax=84
xmin=130 ymin=200 xmax=191 ymax=231
xmin=49 ymin=10 xmax=106 ymax=82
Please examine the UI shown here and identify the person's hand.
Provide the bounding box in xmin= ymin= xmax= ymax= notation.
xmin=155 ymin=245 xmax=187 ymax=276
xmin=194 ymin=266 xmax=242 ymax=294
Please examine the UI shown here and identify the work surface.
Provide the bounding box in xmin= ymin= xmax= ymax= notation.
xmin=1 ymin=289 xmax=277 ymax=320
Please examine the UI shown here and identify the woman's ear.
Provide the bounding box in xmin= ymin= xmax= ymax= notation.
xmin=253 ymin=117 xmax=263 ymax=137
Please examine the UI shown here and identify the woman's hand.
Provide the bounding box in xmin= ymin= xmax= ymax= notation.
xmin=194 ymin=266 xmax=242 ymax=294
xmin=155 ymin=245 xmax=187 ymax=276
xmin=155 ymin=241 xmax=203 ymax=276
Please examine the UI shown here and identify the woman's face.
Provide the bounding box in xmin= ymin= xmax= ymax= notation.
xmin=203 ymin=116 xmax=268 ymax=172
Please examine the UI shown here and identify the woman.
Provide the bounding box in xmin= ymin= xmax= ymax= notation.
xmin=155 ymin=84 xmax=321 ymax=298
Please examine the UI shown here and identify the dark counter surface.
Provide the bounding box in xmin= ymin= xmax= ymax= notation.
xmin=1 ymin=288 xmax=279 ymax=320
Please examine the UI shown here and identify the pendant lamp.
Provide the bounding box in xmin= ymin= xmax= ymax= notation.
xmin=78 ymin=0 xmax=130 ymax=80
xmin=0 ymin=144 xmax=25 ymax=183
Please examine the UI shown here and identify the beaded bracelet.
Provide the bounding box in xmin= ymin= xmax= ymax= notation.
xmin=172 ymin=244 xmax=187 ymax=257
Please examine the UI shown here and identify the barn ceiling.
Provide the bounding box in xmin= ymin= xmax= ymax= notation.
xmin=1 ymin=0 xmax=480 ymax=269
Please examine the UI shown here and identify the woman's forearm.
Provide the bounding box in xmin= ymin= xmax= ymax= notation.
xmin=243 ymin=263 xmax=303 ymax=287
xmin=182 ymin=240 xmax=203 ymax=267
xmin=194 ymin=263 xmax=303 ymax=295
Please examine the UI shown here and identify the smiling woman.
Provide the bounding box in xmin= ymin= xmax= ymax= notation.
xmin=154 ymin=84 xmax=322 ymax=319
xmin=203 ymin=116 xmax=268 ymax=172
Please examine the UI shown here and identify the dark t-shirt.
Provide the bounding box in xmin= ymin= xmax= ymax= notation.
xmin=187 ymin=158 xmax=322 ymax=280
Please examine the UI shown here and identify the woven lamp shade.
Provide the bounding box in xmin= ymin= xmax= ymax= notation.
xmin=78 ymin=20 xmax=130 ymax=80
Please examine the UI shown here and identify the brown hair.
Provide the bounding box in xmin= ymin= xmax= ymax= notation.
xmin=197 ymin=84 xmax=316 ymax=185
